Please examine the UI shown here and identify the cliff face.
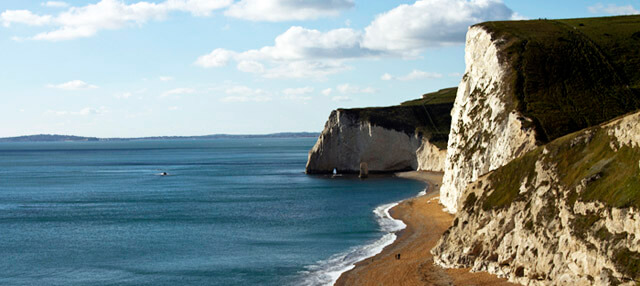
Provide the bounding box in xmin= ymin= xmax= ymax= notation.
xmin=433 ymin=110 xmax=640 ymax=285
xmin=416 ymin=137 xmax=447 ymax=172
xmin=439 ymin=26 xmax=538 ymax=213
xmin=305 ymin=110 xmax=422 ymax=173
xmin=306 ymin=89 xmax=454 ymax=174
xmin=440 ymin=16 xmax=640 ymax=213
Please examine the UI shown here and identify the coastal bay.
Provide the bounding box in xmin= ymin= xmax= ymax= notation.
xmin=336 ymin=171 xmax=515 ymax=286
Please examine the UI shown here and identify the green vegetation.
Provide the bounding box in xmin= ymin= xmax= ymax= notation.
xmin=479 ymin=124 xmax=640 ymax=211
xmin=483 ymin=148 xmax=541 ymax=210
xmin=400 ymin=87 xmax=458 ymax=106
xmin=340 ymin=87 xmax=456 ymax=149
xmin=572 ymin=213 xmax=601 ymax=241
xmin=550 ymin=129 xmax=640 ymax=208
xmin=478 ymin=15 xmax=640 ymax=142
xmin=612 ymin=248 xmax=640 ymax=281
xmin=463 ymin=192 xmax=477 ymax=209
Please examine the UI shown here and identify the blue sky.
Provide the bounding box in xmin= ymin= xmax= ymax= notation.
xmin=1 ymin=0 xmax=638 ymax=137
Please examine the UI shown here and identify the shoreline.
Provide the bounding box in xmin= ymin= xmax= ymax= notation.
xmin=334 ymin=170 xmax=516 ymax=286
xmin=298 ymin=172 xmax=427 ymax=286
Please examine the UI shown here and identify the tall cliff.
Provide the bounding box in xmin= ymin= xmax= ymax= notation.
xmin=306 ymin=88 xmax=455 ymax=174
xmin=440 ymin=15 xmax=640 ymax=213
xmin=433 ymin=109 xmax=640 ymax=285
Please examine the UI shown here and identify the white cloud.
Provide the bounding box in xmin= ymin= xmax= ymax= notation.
xmin=3 ymin=0 xmax=232 ymax=41
xmin=195 ymin=48 xmax=236 ymax=67
xmin=42 ymin=1 xmax=69 ymax=8
xmin=321 ymin=88 xmax=333 ymax=96
xmin=362 ymin=0 xmax=519 ymax=54
xmin=237 ymin=60 xmax=265 ymax=73
xmin=381 ymin=69 xmax=443 ymax=81
xmin=240 ymin=26 xmax=366 ymax=61
xmin=336 ymin=83 xmax=376 ymax=94
xmin=162 ymin=87 xmax=196 ymax=97
xmin=196 ymin=26 xmax=365 ymax=78
xmin=168 ymin=106 xmax=180 ymax=110
xmin=196 ymin=1 xmax=519 ymax=78
xmin=264 ymin=60 xmax=350 ymax=79
xmin=331 ymin=95 xmax=350 ymax=102
xmin=283 ymin=87 xmax=314 ymax=96
xmin=47 ymin=80 xmax=98 ymax=90
xmin=225 ymin=0 xmax=354 ymax=22
xmin=588 ymin=3 xmax=639 ymax=15
xmin=159 ymin=76 xmax=174 ymax=81
xmin=46 ymin=106 xmax=108 ymax=116
xmin=1 ymin=10 xmax=52 ymax=27
xmin=164 ymin=0 xmax=233 ymax=17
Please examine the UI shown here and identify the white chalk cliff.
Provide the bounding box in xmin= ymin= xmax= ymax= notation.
xmin=432 ymin=110 xmax=640 ymax=285
xmin=439 ymin=26 xmax=538 ymax=213
xmin=305 ymin=110 xmax=447 ymax=174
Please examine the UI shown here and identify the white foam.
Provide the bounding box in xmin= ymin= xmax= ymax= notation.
xmin=416 ymin=186 xmax=429 ymax=197
xmin=297 ymin=202 xmax=407 ymax=286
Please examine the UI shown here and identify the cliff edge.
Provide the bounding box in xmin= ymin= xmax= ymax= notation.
xmin=440 ymin=15 xmax=640 ymax=213
xmin=305 ymin=88 xmax=455 ymax=174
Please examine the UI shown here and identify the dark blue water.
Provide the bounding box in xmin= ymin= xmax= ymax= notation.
xmin=0 ymin=138 xmax=425 ymax=286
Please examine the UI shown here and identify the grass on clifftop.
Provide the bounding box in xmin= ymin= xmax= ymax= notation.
xmin=478 ymin=15 xmax=640 ymax=143
xmin=400 ymin=87 xmax=458 ymax=106
xmin=339 ymin=88 xmax=456 ymax=149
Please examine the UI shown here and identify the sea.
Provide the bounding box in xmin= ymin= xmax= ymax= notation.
xmin=0 ymin=138 xmax=426 ymax=286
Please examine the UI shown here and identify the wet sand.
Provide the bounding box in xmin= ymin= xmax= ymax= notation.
xmin=335 ymin=171 xmax=516 ymax=286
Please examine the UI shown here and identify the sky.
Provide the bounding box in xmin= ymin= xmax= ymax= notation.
xmin=0 ymin=0 xmax=638 ymax=137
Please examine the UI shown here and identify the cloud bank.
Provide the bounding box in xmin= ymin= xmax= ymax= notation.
xmin=196 ymin=0 xmax=520 ymax=78
xmin=225 ymin=0 xmax=354 ymax=22
xmin=47 ymin=80 xmax=98 ymax=90
xmin=2 ymin=0 xmax=232 ymax=41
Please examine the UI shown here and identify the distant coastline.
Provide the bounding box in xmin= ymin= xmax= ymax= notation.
xmin=0 ymin=132 xmax=321 ymax=143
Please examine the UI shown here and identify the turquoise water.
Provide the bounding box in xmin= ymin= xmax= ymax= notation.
xmin=0 ymin=138 xmax=425 ymax=286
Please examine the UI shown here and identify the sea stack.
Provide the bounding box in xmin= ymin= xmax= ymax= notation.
xmin=359 ymin=162 xmax=368 ymax=179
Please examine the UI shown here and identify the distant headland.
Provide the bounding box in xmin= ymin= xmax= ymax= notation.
xmin=0 ymin=133 xmax=320 ymax=142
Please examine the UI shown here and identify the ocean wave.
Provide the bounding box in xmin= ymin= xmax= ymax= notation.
xmin=416 ymin=186 xmax=429 ymax=197
xmin=297 ymin=202 xmax=406 ymax=286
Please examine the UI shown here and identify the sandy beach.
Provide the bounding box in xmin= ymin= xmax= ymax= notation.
xmin=335 ymin=171 xmax=516 ymax=286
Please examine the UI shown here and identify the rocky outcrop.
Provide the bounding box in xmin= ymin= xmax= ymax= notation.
xmin=439 ymin=26 xmax=538 ymax=213
xmin=306 ymin=90 xmax=455 ymax=174
xmin=305 ymin=110 xmax=449 ymax=174
xmin=305 ymin=110 xmax=422 ymax=174
xmin=416 ymin=137 xmax=447 ymax=172
xmin=432 ymin=110 xmax=640 ymax=285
